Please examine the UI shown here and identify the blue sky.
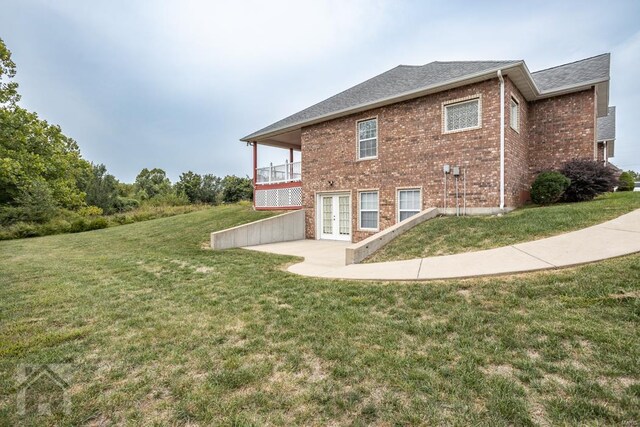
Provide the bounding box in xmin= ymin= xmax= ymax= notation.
xmin=1 ymin=0 xmax=639 ymax=182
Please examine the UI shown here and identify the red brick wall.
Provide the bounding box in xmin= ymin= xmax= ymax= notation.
xmin=527 ymin=89 xmax=596 ymax=180
xmin=504 ymin=77 xmax=530 ymax=206
xmin=299 ymin=81 xmax=597 ymax=242
xmin=596 ymin=142 xmax=605 ymax=162
xmin=301 ymin=79 xmax=502 ymax=242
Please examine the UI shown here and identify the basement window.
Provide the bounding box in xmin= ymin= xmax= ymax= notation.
xmin=359 ymin=191 xmax=379 ymax=230
xmin=397 ymin=189 xmax=421 ymax=222
xmin=510 ymin=97 xmax=519 ymax=132
xmin=444 ymin=97 xmax=481 ymax=133
xmin=357 ymin=118 xmax=378 ymax=159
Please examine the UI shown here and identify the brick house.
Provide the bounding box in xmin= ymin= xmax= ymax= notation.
xmin=241 ymin=54 xmax=615 ymax=243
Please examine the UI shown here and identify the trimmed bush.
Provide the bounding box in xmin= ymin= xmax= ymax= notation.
xmin=617 ymin=171 xmax=635 ymax=192
xmin=560 ymin=159 xmax=617 ymax=202
xmin=530 ymin=171 xmax=571 ymax=205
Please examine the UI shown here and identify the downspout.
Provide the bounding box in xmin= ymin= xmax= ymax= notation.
xmin=497 ymin=70 xmax=505 ymax=210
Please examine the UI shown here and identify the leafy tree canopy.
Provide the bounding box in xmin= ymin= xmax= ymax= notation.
xmin=134 ymin=168 xmax=172 ymax=200
xmin=221 ymin=175 xmax=253 ymax=203
xmin=0 ymin=37 xmax=20 ymax=106
xmin=0 ymin=107 xmax=91 ymax=208
xmin=80 ymin=163 xmax=120 ymax=213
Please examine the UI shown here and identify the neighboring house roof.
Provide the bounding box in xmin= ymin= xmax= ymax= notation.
xmin=597 ymin=106 xmax=616 ymax=141
xmin=243 ymin=53 xmax=610 ymax=143
xmin=597 ymin=106 xmax=616 ymax=158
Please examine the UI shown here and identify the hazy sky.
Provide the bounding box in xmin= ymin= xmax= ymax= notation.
xmin=1 ymin=0 xmax=639 ymax=182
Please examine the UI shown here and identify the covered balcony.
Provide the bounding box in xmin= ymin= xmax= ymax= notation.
xmin=256 ymin=161 xmax=301 ymax=185
xmin=249 ymin=131 xmax=302 ymax=210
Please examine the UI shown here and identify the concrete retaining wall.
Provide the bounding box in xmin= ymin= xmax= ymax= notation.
xmin=345 ymin=208 xmax=439 ymax=265
xmin=211 ymin=210 xmax=305 ymax=250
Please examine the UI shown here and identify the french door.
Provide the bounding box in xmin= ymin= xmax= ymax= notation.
xmin=319 ymin=193 xmax=351 ymax=241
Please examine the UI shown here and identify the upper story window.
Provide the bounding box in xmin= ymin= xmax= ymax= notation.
xmin=443 ymin=97 xmax=481 ymax=133
xmin=357 ymin=118 xmax=377 ymax=159
xmin=510 ymin=97 xmax=519 ymax=132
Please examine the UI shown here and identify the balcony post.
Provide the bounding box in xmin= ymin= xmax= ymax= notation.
xmin=252 ymin=142 xmax=257 ymax=185
xmin=289 ymin=148 xmax=294 ymax=180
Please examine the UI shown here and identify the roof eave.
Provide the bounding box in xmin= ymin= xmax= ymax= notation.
xmin=241 ymin=64 xmax=611 ymax=142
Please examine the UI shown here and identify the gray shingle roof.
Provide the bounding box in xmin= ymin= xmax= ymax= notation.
xmin=531 ymin=53 xmax=610 ymax=92
xmin=597 ymin=106 xmax=616 ymax=141
xmin=243 ymin=61 xmax=519 ymax=140
xmin=243 ymin=54 xmax=611 ymax=141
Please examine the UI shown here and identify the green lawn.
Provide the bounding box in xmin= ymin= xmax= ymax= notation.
xmin=368 ymin=192 xmax=640 ymax=263
xmin=1 ymin=203 xmax=639 ymax=425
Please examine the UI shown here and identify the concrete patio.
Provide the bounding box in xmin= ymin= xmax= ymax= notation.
xmin=243 ymin=209 xmax=640 ymax=281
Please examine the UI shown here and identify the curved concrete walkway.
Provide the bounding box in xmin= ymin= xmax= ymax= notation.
xmin=243 ymin=209 xmax=640 ymax=280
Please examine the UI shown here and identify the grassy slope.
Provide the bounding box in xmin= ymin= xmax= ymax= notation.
xmin=0 ymin=203 xmax=639 ymax=425
xmin=368 ymin=192 xmax=640 ymax=263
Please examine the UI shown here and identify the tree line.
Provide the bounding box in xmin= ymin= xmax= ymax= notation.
xmin=0 ymin=37 xmax=252 ymax=229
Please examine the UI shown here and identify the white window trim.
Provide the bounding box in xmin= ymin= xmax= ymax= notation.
xmin=396 ymin=187 xmax=422 ymax=223
xmin=442 ymin=95 xmax=482 ymax=134
xmin=356 ymin=117 xmax=378 ymax=161
xmin=358 ymin=190 xmax=379 ymax=231
xmin=510 ymin=96 xmax=520 ymax=133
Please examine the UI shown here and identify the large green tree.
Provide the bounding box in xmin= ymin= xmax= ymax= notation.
xmin=175 ymin=171 xmax=203 ymax=203
xmin=80 ymin=163 xmax=120 ymax=212
xmin=134 ymin=168 xmax=172 ymax=200
xmin=0 ymin=37 xmax=20 ymax=106
xmin=0 ymin=107 xmax=91 ymax=209
xmin=0 ymin=37 xmax=91 ymax=214
xmin=221 ymin=175 xmax=253 ymax=203
xmin=175 ymin=172 xmax=222 ymax=204
xmin=200 ymin=174 xmax=222 ymax=204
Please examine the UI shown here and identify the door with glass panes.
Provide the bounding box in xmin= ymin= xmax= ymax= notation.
xmin=319 ymin=193 xmax=351 ymax=241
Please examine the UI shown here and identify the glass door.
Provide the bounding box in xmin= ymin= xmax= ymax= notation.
xmin=319 ymin=193 xmax=351 ymax=241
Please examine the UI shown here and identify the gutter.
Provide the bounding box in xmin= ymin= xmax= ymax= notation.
xmin=497 ymin=70 xmax=505 ymax=210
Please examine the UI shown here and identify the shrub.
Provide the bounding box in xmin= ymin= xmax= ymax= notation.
xmin=142 ymin=192 xmax=189 ymax=207
xmin=86 ymin=217 xmax=108 ymax=230
xmin=0 ymin=205 xmax=24 ymax=225
xmin=70 ymin=218 xmax=88 ymax=233
xmin=617 ymin=171 xmax=635 ymax=192
xmin=10 ymin=222 xmax=39 ymax=238
xmin=78 ymin=206 xmax=104 ymax=217
xmin=530 ymin=171 xmax=571 ymax=205
xmin=560 ymin=159 xmax=617 ymax=202
xmin=113 ymin=197 xmax=140 ymax=212
xmin=39 ymin=218 xmax=71 ymax=236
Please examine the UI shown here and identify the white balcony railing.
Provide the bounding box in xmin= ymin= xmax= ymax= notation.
xmin=256 ymin=161 xmax=301 ymax=185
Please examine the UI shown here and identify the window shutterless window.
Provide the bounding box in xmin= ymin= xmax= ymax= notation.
xmin=357 ymin=119 xmax=377 ymax=159
xmin=359 ymin=191 xmax=379 ymax=230
xmin=510 ymin=98 xmax=519 ymax=132
xmin=444 ymin=98 xmax=480 ymax=132
xmin=397 ymin=189 xmax=421 ymax=222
